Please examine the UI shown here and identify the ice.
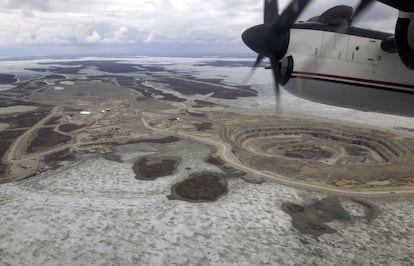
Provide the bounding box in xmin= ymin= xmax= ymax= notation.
xmin=0 ymin=57 xmax=414 ymax=264
xmin=1 ymin=139 xmax=413 ymax=265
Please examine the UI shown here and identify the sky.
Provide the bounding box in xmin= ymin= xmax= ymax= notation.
xmin=0 ymin=0 xmax=398 ymax=57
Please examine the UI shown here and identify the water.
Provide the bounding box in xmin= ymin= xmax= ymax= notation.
xmin=0 ymin=105 xmax=37 ymax=114
xmin=1 ymin=138 xmax=413 ymax=265
xmin=2 ymin=56 xmax=414 ymax=130
xmin=0 ymin=56 xmax=413 ymax=264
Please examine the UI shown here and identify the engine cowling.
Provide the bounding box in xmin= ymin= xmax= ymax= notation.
xmin=395 ymin=15 xmax=414 ymax=70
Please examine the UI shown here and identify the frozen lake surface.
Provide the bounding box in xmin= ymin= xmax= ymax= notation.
xmin=0 ymin=57 xmax=414 ymax=265
xmin=0 ymin=105 xmax=37 ymax=114
xmin=1 ymin=140 xmax=413 ymax=265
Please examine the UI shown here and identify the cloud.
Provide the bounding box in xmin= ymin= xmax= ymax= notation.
xmin=0 ymin=0 xmax=400 ymax=55
xmin=2 ymin=0 xmax=51 ymax=10
xmin=32 ymin=25 xmax=101 ymax=44
xmin=0 ymin=0 xmax=51 ymax=16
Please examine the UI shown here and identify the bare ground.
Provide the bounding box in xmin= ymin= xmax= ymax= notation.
xmin=1 ymin=75 xmax=414 ymax=196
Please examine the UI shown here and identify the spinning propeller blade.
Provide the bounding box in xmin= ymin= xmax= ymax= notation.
xmin=270 ymin=56 xmax=281 ymax=109
xmin=353 ymin=0 xmax=375 ymax=19
xmin=264 ymin=0 xmax=278 ymax=24
xmin=242 ymin=54 xmax=265 ymax=85
xmin=278 ymin=0 xmax=312 ymax=31
xmin=242 ymin=0 xmax=312 ymax=109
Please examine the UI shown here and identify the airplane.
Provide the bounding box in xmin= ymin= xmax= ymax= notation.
xmin=242 ymin=0 xmax=414 ymax=116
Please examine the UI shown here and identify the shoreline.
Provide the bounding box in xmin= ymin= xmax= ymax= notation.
xmin=0 ymin=61 xmax=413 ymax=197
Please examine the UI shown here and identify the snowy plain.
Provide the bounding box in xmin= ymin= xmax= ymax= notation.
xmin=0 ymin=57 xmax=414 ymax=265
xmin=1 ymin=139 xmax=414 ymax=265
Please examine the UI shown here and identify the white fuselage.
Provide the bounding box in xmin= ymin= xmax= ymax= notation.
xmin=283 ymin=25 xmax=414 ymax=116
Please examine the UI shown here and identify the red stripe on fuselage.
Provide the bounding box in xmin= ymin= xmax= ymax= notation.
xmin=292 ymin=71 xmax=414 ymax=90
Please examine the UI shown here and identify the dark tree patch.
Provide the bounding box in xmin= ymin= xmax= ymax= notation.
xmin=59 ymin=123 xmax=84 ymax=133
xmin=126 ymin=136 xmax=181 ymax=145
xmin=193 ymin=122 xmax=212 ymax=131
xmin=44 ymin=148 xmax=76 ymax=169
xmin=0 ymin=107 xmax=50 ymax=129
xmin=281 ymin=202 xmax=337 ymax=237
xmin=169 ymin=172 xmax=228 ymax=202
xmin=281 ymin=197 xmax=354 ymax=237
xmin=133 ymin=157 xmax=178 ymax=180
xmin=28 ymin=128 xmax=72 ymax=153
xmin=46 ymin=116 xmax=62 ymax=125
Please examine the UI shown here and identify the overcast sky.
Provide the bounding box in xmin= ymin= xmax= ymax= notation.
xmin=0 ymin=0 xmax=398 ymax=57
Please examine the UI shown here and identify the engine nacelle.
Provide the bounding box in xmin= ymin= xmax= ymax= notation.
xmin=395 ymin=13 xmax=414 ymax=70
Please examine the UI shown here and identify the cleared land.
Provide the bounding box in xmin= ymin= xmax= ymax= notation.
xmin=0 ymin=73 xmax=414 ymax=196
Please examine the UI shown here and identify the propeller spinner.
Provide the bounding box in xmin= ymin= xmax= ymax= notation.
xmin=242 ymin=0 xmax=311 ymax=105
xmin=241 ymin=0 xmax=380 ymax=107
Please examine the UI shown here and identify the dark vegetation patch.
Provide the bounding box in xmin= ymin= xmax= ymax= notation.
xmin=115 ymin=76 xmax=185 ymax=102
xmin=44 ymin=148 xmax=76 ymax=169
xmin=39 ymin=60 xmax=167 ymax=74
xmin=9 ymin=82 xmax=47 ymax=96
xmin=80 ymin=141 xmax=119 ymax=148
xmin=193 ymin=122 xmax=213 ymax=131
xmin=206 ymin=153 xmax=264 ymax=184
xmin=281 ymin=202 xmax=337 ymax=237
xmin=192 ymin=100 xmax=219 ymax=108
xmin=282 ymin=197 xmax=355 ymax=237
xmin=0 ymin=99 xmax=37 ymax=108
xmin=169 ymin=172 xmax=228 ymax=202
xmin=0 ymin=130 xmax=24 ymax=158
xmin=205 ymin=154 xmax=235 ymax=171
xmin=160 ymin=77 xmax=257 ymax=99
xmin=98 ymin=71 xmax=256 ymax=101
xmin=28 ymin=128 xmax=71 ymax=153
xmin=46 ymin=116 xmax=62 ymax=125
xmin=59 ymin=123 xmax=84 ymax=133
xmin=0 ymin=73 xmax=17 ymax=84
xmin=133 ymin=157 xmax=178 ymax=180
xmin=8 ymin=81 xmax=47 ymax=95
xmin=43 ymin=74 xmax=66 ymax=79
xmin=126 ymin=136 xmax=181 ymax=144
xmin=0 ymin=163 xmax=6 ymax=179
xmin=63 ymin=107 xmax=83 ymax=112
xmin=114 ymin=76 xmax=136 ymax=87
xmin=206 ymin=155 xmax=225 ymax=167
xmin=0 ymin=107 xmax=50 ymax=129
xmin=313 ymin=197 xmax=351 ymax=221
xmin=136 ymin=96 xmax=147 ymax=101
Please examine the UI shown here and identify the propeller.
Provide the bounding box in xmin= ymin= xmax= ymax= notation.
xmin=242 ymin=0 xmax=311 ymax=108
xmin=242 ymin=0 xmax=378 ymax=109
xmin=353 ymin=0 xmax=374 ymax=20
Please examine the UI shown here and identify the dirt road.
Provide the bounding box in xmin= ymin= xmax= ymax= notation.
xmin=141 ymin=115 xmax=414 ymax=197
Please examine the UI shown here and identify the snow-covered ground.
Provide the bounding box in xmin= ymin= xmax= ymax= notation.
xmin=1 ymin=57 xmax=414 ymax=265
xmin=1 ymin=139 xmax=413 ymax=265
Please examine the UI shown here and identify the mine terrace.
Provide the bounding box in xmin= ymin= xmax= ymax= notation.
xmin=0 ymin=60 xmax=414 ymax=197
